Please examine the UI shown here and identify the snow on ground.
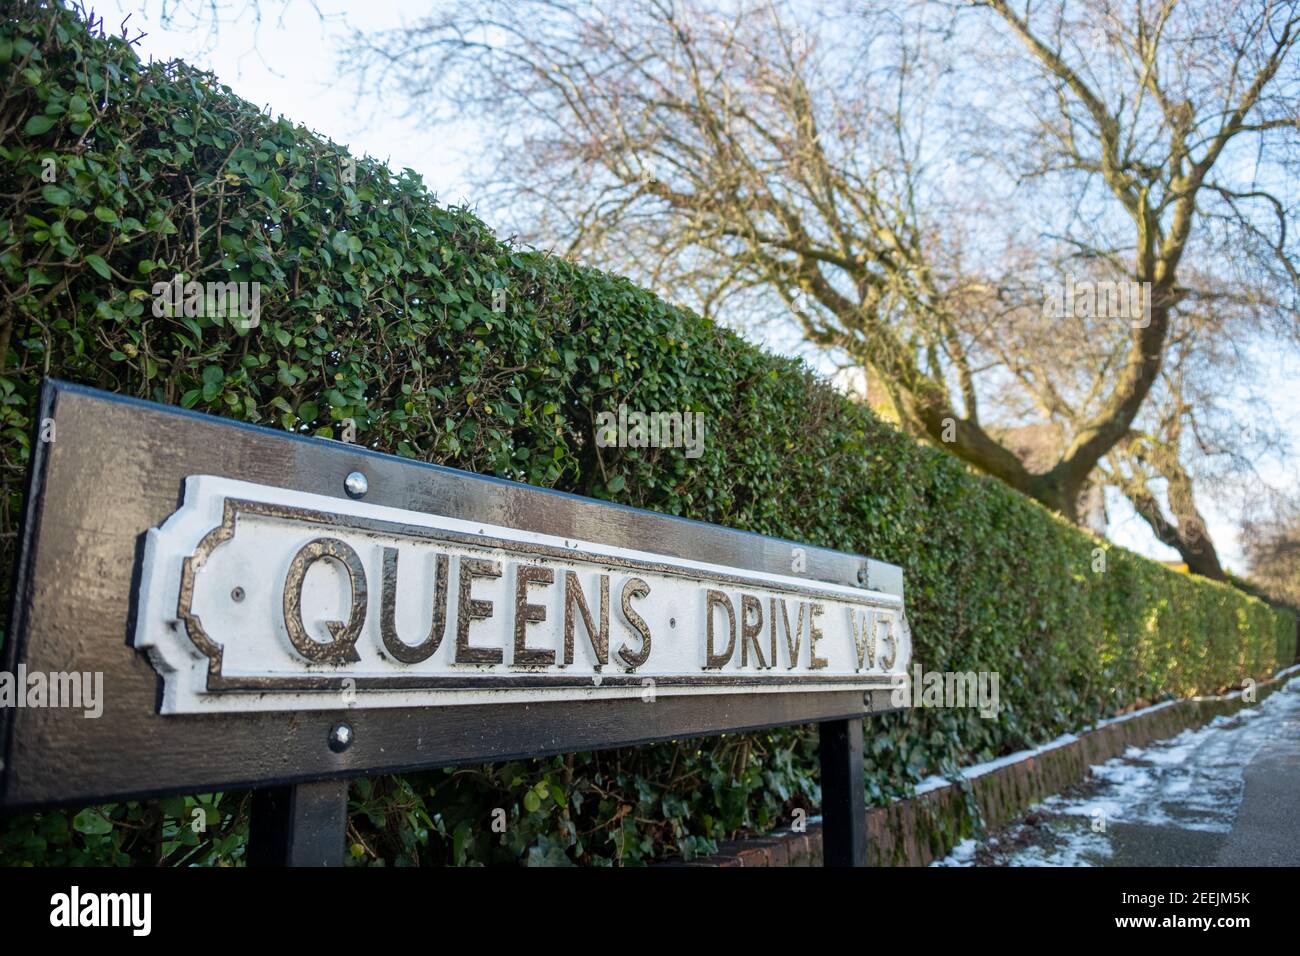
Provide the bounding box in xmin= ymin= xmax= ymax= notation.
xmin=931 ymin=677 xmax=1300 ymax=867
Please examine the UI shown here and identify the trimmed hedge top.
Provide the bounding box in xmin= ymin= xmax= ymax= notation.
xmin=0 ymin=3 xmax=1293 ymax=866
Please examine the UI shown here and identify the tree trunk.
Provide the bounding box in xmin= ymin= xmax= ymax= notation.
xmin=1124 ymin=486 xmax=1226 ymax=580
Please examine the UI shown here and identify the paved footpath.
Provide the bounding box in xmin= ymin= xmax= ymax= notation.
xmin=934 ymin=677 xmax=1300 ymax=867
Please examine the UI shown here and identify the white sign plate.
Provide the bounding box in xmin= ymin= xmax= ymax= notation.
xmin=134 ymin=476 xmax=909 ymax=713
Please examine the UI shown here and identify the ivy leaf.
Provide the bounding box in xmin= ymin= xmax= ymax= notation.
xmin=72 ymin=809 xmax=113 ymax=835
xmin=40 ymin=184 xmax=71 ymax=206
xmin=84 ymin=254 xmax=110 ymax=279
xmin=23 ymin=115 xmax=57 ymax=135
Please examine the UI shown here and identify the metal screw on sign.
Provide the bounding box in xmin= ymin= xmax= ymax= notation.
xmin=329 ymin=723 xmax=354 ymax=753
xmin=344 ymin=471 xmax=368 ymax=499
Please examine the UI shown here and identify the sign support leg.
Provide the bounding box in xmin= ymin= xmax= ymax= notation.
xmin=248 ymin=778 xmax=350 ymax=866
xmin=819 ymin=718 xmax=867 ymax=866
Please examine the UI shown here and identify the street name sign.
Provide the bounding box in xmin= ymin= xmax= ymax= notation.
xmin=138 ymin=476 xmax=908 ymax=714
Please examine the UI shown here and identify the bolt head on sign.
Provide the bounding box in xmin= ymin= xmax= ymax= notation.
xmin=344 ymin=471 xmax=368 ymax=498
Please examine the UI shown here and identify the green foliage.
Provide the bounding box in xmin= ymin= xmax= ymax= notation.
xmin=0 ymin=2 xmax=1293 ymax=866
xmin=1 ymin=793 xmax=247 ymax=866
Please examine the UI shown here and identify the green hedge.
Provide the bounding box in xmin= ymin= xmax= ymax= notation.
xmin=1 ymin=3 xmax=1293 ymax=866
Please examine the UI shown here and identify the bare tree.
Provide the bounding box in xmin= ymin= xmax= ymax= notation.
xmin=975 ymin=0 xmax=1299 ymax=520
xmin=342 ymin=0 xmax=1300 ymax=537
xmin=1105 ymin=400 xmax=1227 ymax=579
xmin=1242 ymin=497 xmax=1300 ymax=607
xmin=978 ymin=240 xmax=1300 ymax=577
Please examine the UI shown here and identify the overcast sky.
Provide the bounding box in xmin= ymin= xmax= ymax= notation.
xmin=92 ymin=0 xmax=1300 ymax=574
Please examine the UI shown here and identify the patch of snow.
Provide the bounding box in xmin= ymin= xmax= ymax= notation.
xmin=911 ymin=666 xmax=1299 ymax=801
xmin=931 ymin=839 xmax=978 ymax=867
xmin=960 ymin=677 xmax=1300 ymax=863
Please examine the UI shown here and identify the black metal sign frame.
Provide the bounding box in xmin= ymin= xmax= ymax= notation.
xmin=1 ymin=379 xmax=902 ymax=866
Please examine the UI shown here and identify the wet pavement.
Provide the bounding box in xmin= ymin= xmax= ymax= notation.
xmin=934 ymin=678 xmax=1300 ymax=867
